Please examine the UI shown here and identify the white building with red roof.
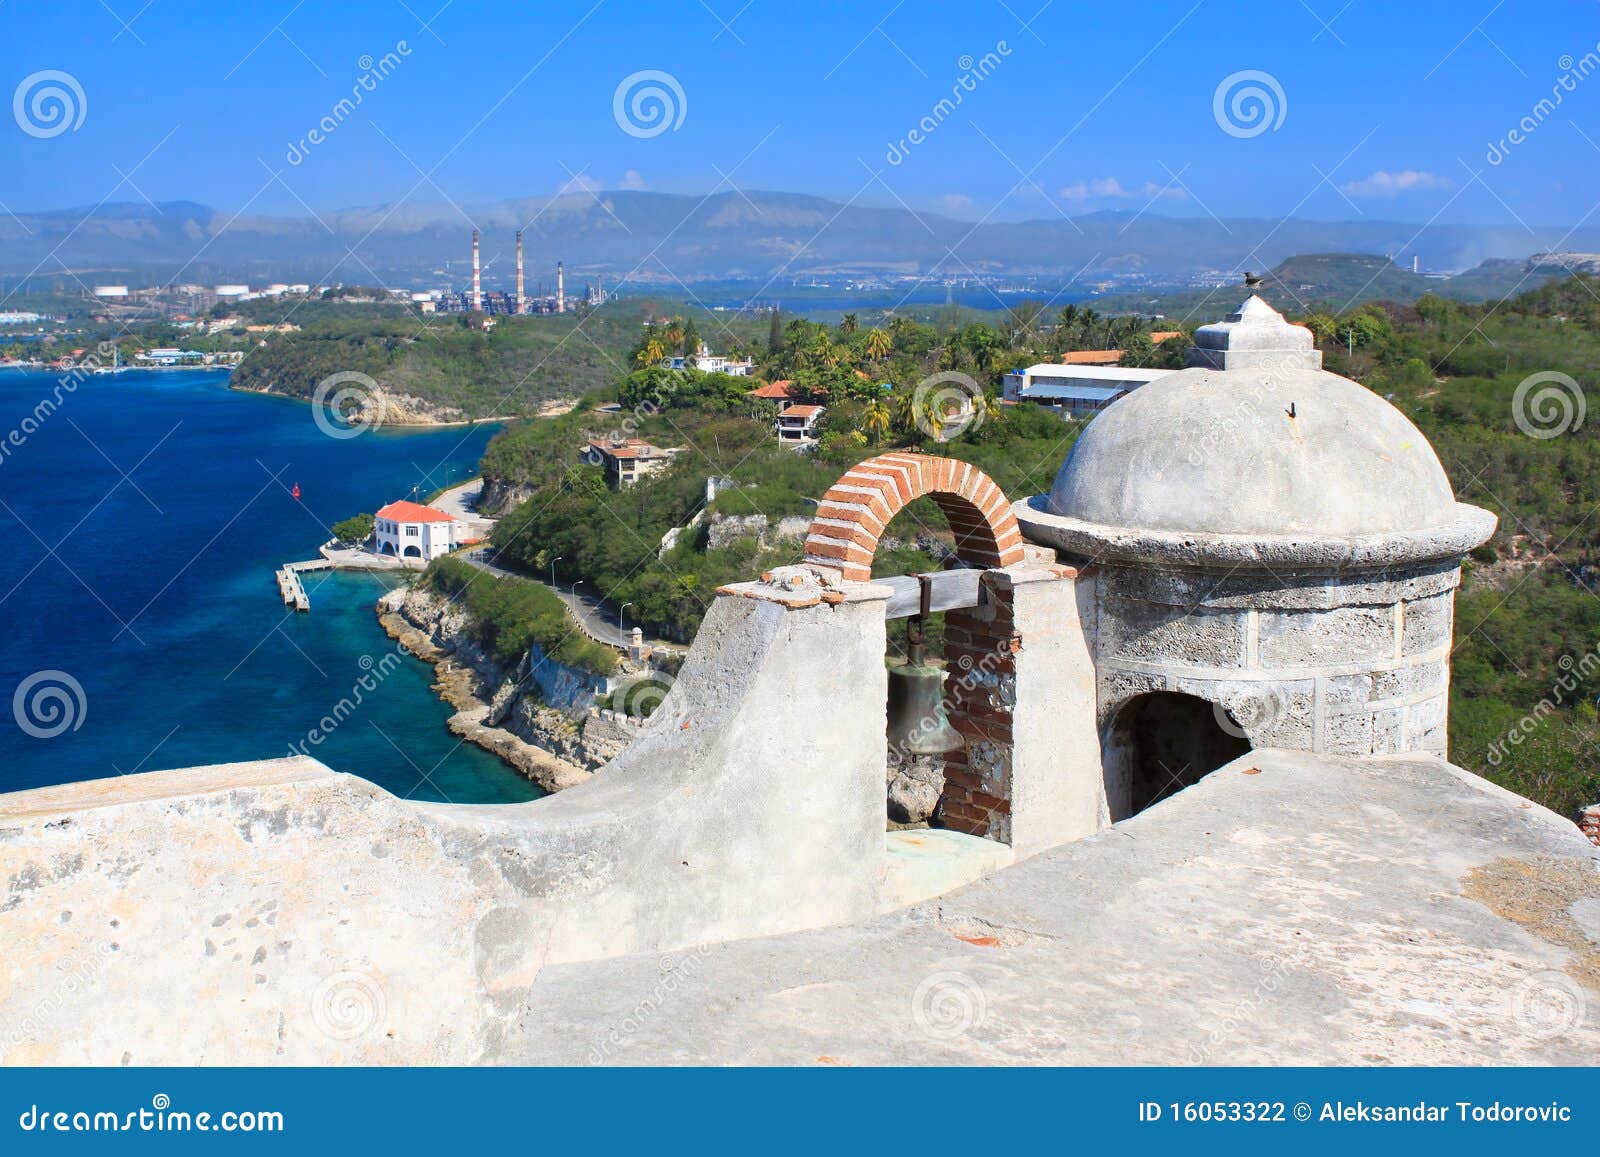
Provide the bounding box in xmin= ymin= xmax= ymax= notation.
xmin=374 ymin=499 xmax=460 ymax=561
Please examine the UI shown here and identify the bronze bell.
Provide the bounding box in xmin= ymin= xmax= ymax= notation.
xmin=886 ymin=615 xmax=964 ymax=756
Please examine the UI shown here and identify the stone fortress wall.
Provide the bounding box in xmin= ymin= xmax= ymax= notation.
xmin=0 ymin=300 xmax=1520 ymax=1064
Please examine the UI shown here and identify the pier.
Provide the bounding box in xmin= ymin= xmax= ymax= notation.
xmin=274 ymin=558 xmax=331 ymax=612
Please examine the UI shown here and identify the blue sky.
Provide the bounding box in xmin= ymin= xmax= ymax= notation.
xmin=5 ymin=0 xmax=1600 ymax=228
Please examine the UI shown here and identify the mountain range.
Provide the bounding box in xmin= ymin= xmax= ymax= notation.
xmin=4 ymin=190 xmax=1597 ymax=288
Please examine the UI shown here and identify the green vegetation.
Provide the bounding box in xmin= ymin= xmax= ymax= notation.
xmin=473 ymin=278 xmax=1600 ymax=821
xmin=418 ymin=554 xmax=617 ymax=675
xmin=1298 ymin=279 xmax=1600 ymax=818
xmin=484 ymin=309 xmax=1118 ymax=642
xmin=330 ymin=513 xmax=374 ymax=544
xmin=1091 ymin=253 xmax=1554 ymax=318
xmin=229 ymin=300 xmax=766 ymax=420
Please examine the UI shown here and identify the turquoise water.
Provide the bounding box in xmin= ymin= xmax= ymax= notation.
xmin=0 ymin=368 xmax=540 ymax=803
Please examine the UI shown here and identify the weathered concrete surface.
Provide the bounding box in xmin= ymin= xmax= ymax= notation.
xmin=0 ymin=582 xmax=896 ymax=1064
xmin=511 ymin=750 xmax=1600 ymax=1065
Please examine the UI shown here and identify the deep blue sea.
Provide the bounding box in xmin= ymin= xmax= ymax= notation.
xmin=0 ymin=368 xmax=540 ymax=803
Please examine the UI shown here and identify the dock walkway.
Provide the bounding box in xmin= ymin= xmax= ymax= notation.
xmin=275 ymin=558 xmax=332 ymax=612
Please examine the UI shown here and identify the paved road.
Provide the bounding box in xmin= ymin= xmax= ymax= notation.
xmin=432 ymin=477 xmax=489 ymax=522
xmin=455 ymin=548 xmax=637 ymax=650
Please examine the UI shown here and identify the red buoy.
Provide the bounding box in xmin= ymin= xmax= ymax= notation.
xmin=291 ymin=482 xmax=301 ymax=500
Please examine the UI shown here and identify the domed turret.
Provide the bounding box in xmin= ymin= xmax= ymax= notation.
xmin=1012 ymin=297 xmax=1495 ymax=792
xmin=1022 ymin=297 xmax=1494 ymax=567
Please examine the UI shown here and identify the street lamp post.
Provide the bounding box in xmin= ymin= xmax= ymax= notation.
xmin=620 ymin=601 xmax=633 ymax=631
xmin=550 ymin=555 xmax=562 ymax=588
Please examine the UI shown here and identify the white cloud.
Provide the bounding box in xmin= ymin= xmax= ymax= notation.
xmin=618 ymin=169 xmax=648 ymax=191
xmin=1057 ymin=177 xmax=1186 ymax=203
xmin=1059 ymin=177 xmax=1130 ymax=201
xmin=935 ymin=192 xmax=976 ymax=215
xmin=1340 ymin=169 xmax=1453 ymax=198
xmin=1139 ymin=181 xmax=1187 ymax=201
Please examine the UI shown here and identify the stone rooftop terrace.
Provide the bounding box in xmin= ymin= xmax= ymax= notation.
xmin=513 ymin=749 xmax=1598 ymax=1065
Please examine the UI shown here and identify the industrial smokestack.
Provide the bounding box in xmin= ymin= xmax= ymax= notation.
xmin=515 ymin=230 xmax=525 ymax=315
xmin=471 ymin=229 xmax=482 ymax=312
xmin=556 ymin=260 xmax=565 ymax=314
xmin=1413 ymin=254 xmax=1420 ymax=274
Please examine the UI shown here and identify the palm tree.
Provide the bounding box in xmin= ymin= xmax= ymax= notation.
xmin=839 ymin=313 xmax=859 ymax=335
xmin=861 ymin=399 xmax=892 ymax=444
xmin=635 ymin=337 xmax=666 ymax=367
xmin=865 ymin=327 xmax=891 ymax=362
xmin=892 ymin=387 xmax=919 ymax=434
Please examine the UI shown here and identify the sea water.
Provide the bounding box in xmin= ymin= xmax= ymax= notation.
xmin=0 ymin=367 xmax=541 ymax=803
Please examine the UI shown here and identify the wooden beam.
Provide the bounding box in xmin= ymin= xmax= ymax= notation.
xmin=878 ymin=569 xmax=984 ymax=619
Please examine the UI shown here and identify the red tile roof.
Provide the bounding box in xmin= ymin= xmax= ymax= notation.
xmin=375 ymin=500 xmax=456 ymax=523
xmin=1149 ymin=330 xmax=1183 ymax=343
xmin=587 ymin=438 xmax=664 ymax=460
xmin=781 ymin=404 xmax=824 ymax=418
xmin=1059 ymin=350 xmax=1123 ymax=365
xmin=749 ymin=380 xmax=796 ymax=399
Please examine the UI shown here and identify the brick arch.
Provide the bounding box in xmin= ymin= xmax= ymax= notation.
xmin=803 ymin=453 xmax=1025 ymax=582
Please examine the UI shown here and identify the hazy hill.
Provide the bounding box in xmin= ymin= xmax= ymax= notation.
xmin=1089 ymin=253 xmax=1551 ymax=317
xmin=4 ymin=191 xmax=1597 ymax=287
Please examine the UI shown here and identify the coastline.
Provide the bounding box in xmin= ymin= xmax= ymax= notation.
xmin=374 ymin=591 xmax=591 ymax=795
xmin=227 ymin=381 xmax=518 ymax=427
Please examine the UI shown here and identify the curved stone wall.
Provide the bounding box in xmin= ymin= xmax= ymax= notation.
xmin=1091 ymin=559 xmax=1459 ymax=758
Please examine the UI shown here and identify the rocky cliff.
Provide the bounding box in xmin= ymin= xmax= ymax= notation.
xmin=377 ymin=585 xmax=637 ymax=792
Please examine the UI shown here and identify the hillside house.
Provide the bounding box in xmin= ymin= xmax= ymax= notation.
xmin=583 ymin=438 xmax=678 ymax=487
xmin=775 ymin=403 xmax=825 ymax=445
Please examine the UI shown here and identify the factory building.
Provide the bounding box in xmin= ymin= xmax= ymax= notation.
xmin=432 ymin=230 xmax=586 ymax=315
